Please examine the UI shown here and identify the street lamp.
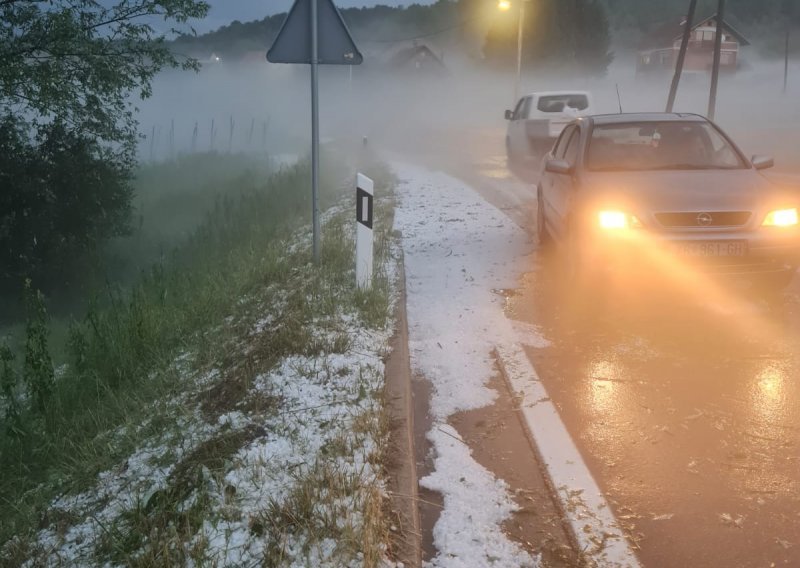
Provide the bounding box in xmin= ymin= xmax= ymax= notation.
xmin=498 ymin=0 xmax=530 ymax=106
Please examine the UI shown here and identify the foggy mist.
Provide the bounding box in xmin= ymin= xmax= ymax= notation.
xmin=137 ymin=49 xmax=800 ymax=175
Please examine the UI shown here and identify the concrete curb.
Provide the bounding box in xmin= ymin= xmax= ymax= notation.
xmin=385 ymin=254 xmax=423 ymax=567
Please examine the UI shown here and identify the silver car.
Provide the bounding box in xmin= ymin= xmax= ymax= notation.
xmin=537 ymin=113 xmax=800 ymax=292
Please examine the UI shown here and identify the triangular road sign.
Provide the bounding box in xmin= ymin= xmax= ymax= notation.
xmin=267 ymin=0 xmax=363 ymax=65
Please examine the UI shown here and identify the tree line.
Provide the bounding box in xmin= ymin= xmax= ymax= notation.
xmin=174 ymin=0 xmax=800 ymax=67
xmin=173 ymin=0 xmax=615 ymax=72
xmin=601 ymin=0 xmax=800 ymax=30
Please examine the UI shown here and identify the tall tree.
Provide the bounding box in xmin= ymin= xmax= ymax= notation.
xmin=0 ymin=0 xmax=209 ymax=291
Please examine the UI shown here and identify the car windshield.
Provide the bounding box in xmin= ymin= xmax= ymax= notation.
xmin=537 ymin=94 xmax=589 ymax=113
xmin=586 ymin=121 xmax=747 ymax=171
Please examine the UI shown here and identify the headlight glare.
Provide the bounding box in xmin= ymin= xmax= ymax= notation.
xmin=763 ymin=208 xmax=799 ymax=227
xmin=598 ymin=210 xmax=641 ymax=230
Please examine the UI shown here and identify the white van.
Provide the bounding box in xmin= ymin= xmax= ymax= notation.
xmin=504 ymin=91 xmax=594 ymax=164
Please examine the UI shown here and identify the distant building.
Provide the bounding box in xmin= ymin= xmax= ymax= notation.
xmin=387 ymin=42 xmax=448 ymax=76
xmin=637 ymin=14 xmax=750 ymax=73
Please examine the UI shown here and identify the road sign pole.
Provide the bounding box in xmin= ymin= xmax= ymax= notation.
xmin=310 ymin=0 xmax=321 ymax=263
xmin=268 ymin=0 xmax=363 ymax=264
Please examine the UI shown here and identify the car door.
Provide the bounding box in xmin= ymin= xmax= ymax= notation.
xmin=542 ymin=124 xmax=579 ymax=242
xmin=508 ymin=96 xmax=532 ymax=155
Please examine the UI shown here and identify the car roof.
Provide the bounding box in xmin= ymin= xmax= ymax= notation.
xmin=586 ymin=112 xmax=708 ymax=126
xmin=524 ymin=91 xmax=592 ymax=98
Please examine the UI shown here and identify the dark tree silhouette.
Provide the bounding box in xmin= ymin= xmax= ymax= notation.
xmin=0 ymin=0 xmax=209 ymax=292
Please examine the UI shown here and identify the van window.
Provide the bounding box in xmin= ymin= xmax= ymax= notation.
xmin=537 ymin=94 xmax=589 ymax=113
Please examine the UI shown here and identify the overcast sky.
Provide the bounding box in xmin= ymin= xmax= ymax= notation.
xmin=197 ymin=0 xmax=435 ymax=32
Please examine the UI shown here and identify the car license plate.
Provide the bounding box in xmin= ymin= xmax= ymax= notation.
xmin=673 ymin=240 xmax=747 ymax=257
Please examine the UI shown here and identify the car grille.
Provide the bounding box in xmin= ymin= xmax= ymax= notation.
xmin=655 ymin=211 xmax=752 ymax=228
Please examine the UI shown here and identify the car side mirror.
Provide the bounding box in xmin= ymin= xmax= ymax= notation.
xmin=752 ymin=155 xmax=774 ymax=170
xmin=504 ymin=109 xmax=514 ymax=121
xmin=545 ymin=159 xmax=573 ymax=175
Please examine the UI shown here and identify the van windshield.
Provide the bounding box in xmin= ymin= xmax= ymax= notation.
xmin=537 ymin=94 xmax=590 ymax=113
xmin=586 ymin=121 xmax=748 ymax=171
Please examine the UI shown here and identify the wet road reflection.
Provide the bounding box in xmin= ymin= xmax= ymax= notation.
xmin=510 ymin=254 xmax=800 ymax=567
xmin=473 ymin=153 xmax=515 ymax=181
xmin=392 ymin=123 xmax=800 ymax=565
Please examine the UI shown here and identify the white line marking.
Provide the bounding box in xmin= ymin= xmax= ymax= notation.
xmin=496 ymin=342 xmax=642 ymax=568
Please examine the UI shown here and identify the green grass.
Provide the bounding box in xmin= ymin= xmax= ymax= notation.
xmin=108 ymin=152 xmax=278 ymax=286
xmin=0 ymin=152 xmax=286 ymax=359
xmin=0 ymin=149 xmax=391 ymax=565
xmin=0 ymin=149 xmax=398 ymax=553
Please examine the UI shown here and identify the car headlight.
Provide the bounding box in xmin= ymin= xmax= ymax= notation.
xmin=598 ymin=210 xmax=642 ymax=230
xmin=762 ymin=208 xmax=799 ymax=227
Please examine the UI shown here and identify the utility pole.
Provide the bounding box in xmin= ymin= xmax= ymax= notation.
xmin=707 ymin=0 xmax=726 ymax=120
xmin=785 ymin=29 xmax=790 ymax=94
xmin=513 ymin=0 xmax=527 ymax=106
xmin=666 ymin=0 xmax=698 ymax=112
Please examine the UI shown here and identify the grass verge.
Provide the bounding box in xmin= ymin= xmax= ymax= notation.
xmin=0 ymin=150 xmax=395 ymax=565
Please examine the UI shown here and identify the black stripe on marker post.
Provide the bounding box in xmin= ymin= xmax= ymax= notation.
xmin=356 ymin=187 xmax=373 ymax=229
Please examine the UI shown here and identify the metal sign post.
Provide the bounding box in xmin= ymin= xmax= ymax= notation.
xmin=356 ymin=173 xmax=374 ymax=289
xmin=267 ymin=0 xmax=363 ymax=263
xmin=311 ymin=0 xmax=320 ymax=261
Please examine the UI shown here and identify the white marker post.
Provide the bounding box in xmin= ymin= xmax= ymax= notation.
xmin=356 ymin=173 xmax=374 ymax=289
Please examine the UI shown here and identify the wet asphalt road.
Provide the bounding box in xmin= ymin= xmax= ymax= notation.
xmin=398 ymin=127 xmax=800 ymax=567
xmin=510 ymin=263 xmax=800 ymax=567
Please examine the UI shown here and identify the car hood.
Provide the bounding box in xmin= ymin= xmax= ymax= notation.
xmin=579 ymin=169 xmax=781 ymax=214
